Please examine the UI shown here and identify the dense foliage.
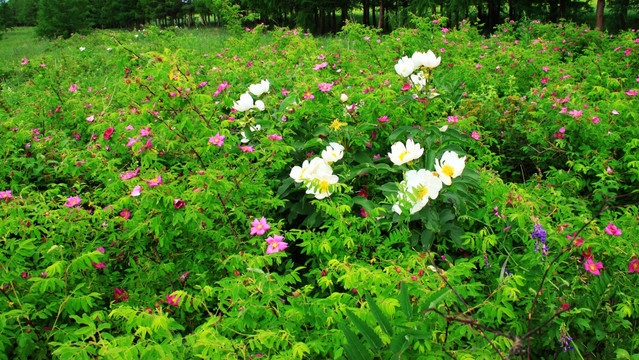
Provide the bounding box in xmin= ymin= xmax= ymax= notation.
xmin=1 ymin=0 xmax=639 ymax=38
xmin=1 ymin=18 xmax=639 ymax=359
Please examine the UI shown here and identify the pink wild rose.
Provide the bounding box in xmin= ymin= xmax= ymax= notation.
xmin=146 ymin=175 xmax=163 ymax=187
xmin=64 ymin=195 xmax=82 ymax=207
xmin=250 ymin=217 xmax=270 ymax=236
xmin=265 ymin=234 xmax=288 ymax=254
xmin=584 ymin=258 xmax=603 ymax=275
xmin=605 ymin=223 xmax=622 ymax=236
xmin=629 ymin=259 xmax=639 ymax=273
xmin=209 ymin=132 xmax=225 ymax=147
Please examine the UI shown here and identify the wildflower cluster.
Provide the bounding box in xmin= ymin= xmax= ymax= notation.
xmin=289 ymin=143 xmax=343 ymax=200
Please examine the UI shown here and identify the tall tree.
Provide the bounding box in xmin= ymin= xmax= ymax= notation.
xmin=36 ymin=0 xmax=89 ymax=38
xmin=596 ymin=0 xmax=605 ymax=30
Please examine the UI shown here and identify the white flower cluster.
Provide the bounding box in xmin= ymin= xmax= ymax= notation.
xmin=233 ymin=80 xmax=269 ymax=112
xmin=394 ymin=50 xmax=441 ymax=77
xmin=290 ymin=142 xmax=344 ymax=200
xmin=389 ymin=139 xmax=466 ymax=215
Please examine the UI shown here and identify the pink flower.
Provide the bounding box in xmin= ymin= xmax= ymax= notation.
xmin=103 ymin=127 xmax=114 ymax=140
xmin=126 ymin=137 xmax=140 ymax=147
xmin=447 ymin=115 xmax=459 ymax=123
xmin=137 ymin=137 xmax=153 ymax=153
xmin=303 ymin=91 xmax=314 ymax=100
xmin=209 ymin=132 xmax=225 ymax=146
xmin=282 ymin=88 xmax=290 ymax=96
xmin=377 ymin=115 xmax=390 ymax=123
xmin=605 ymin=223 xmax=622 ymax=236
xmin=566 ymin=233 xmax=583 ymax=247
xmin=64 ymin=195 xmax=82 ymax=207
xmin=238 ymin=145 xmax=255 ymax=152
xmin=21 ymin=58 xmax=29 ymax=66
xmin=542 ymin=66 xmax=549 ymax=72
xmin=591 ymin=116 xmax=600 ymax=124
xmin=96 ymin=247 xmax=105 ymax=253
xmin=629 ymin=259 xmax=639 ymax=273
xmin=401 ymin=83 xmax=412 ymax=91
xmin=265 ymin=234 xmax=288 ymax=254
xmin=91 ymin=261 xmax=107 ymax=269
xmin=312 ymin=62 xmax=328 ymax=70
xmin=584 ymin=258 xmax=603 ymax=275
xmin=69 ymin=84 xmax=79 ymax=93
xmin=0 ymin=190 xmax=12 ymax=199
xmin=119 ymin=167 xmax=140 ymax=180
xmin=318 ymin=82 xmax=333 ymax=92
xmin=612 ymin=109 xmax=619 ymax=115
xmin=173 ymin=199 xmax=186 ymax=209
xmin=86 ymin=115 xmax=95 ymax=122
xmin=120 ymin=209 xmax=131 ymax=219
xmin=568 ymin=109 xmax=582 ymax=118
xmin=541 ymin=77 xmax=549 ymax=84
xmin=250 ymin=217 xmax=271 ymax=236
xmin=625 ymin=89 xmax=638 ymax=96
xmin=471 ymin=131 xmax=480 ymax=140
xmin=113 ymin=288 xmax=128 ymax=302
xmin=131 ymin=185 xmax=142 ymax=197
xmin=166 ymin=294 xmax=181 ymax=307
xmin=267 ymin=134 xmax=283 ymax=140
xmin=140 ymin=127 xmax=151 ymax=137
xmin=146 ymin=175 xmax=163 ymax=187
xmin=606 ymin=166 xmax=614 ymax=174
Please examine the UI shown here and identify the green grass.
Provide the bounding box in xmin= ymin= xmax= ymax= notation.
xmin=0 ymin=27 xmax=50 ymax=64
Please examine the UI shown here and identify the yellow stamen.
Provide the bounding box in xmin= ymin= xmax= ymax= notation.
xmin=416 ymin=186 xmax=428 ymax=200
xmin=318 ymin=180 xmax=330 ymax=193
xmin=442 ymin=164 xmax=455 ymax=178
xmin=398 ymin=150 xmax=410 ymax=162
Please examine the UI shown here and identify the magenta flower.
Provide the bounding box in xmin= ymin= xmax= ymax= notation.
xmin=69 ymin=84 xmax=79 ymax=93
xmin=166 ymin=294 xmax=181 ymax=307
xmin=238 ymin=145 xmax=255 ymax=152
xmin=21 ymin=58 xmax=29 ymax=66
xmin=471 ymin=131 xmax=481 ymax=140
xmin=250 ymin=217 xmax=271 ymax=236
xmin=629 ymin=259 xmax=639 ymax=273
xmin=625 ymin=89 xmax=638 ymax=96
xmin=64 ymin=195 xmax=82 ymax=207
xmin=267 ymin=134 xmax=283 ymax=140
xmin=591 ymin=116 xmax=600 ymax=124
xmin=96 ymin=247 xmax=105 ymax=253
xmin=120 ymin=208 xmax=131 ymax=219
xmin=131 ymin=185 xmax=142 ymax=197
xmin=0 ymin=190 xmax=12 ymax=199
xmin=377 ymin=115 xmax=390 ymax=123
xmin=173 ymin=199 xmax=186 ymax=209
xmin=401 ymin=83 xmax=412 ymax=91
xmin=91 ymin=261 xmax=107 ymax=269
xmin=318 ymin=82 xmax=333 ymax=92
xmin=140 ymin=127 xmax=151 ymax=137
xmin=86 ymin=115 xmax=95 ymax=122
xmin=584 ymin=258 xmax=603 ymax=275
xmin=209 ymin=132 xmax=225 ymax=147
xmin=303 ymin=91 xmax=315 ymax=100
xmin=103 ymin=127 xmax=114 ymax=140
xmin=119 ymin=167 xmax=140 ymax=180
xmin=146 ymin=175 xmax=163 ymax=187
xmin=566 ymin=233 xmax=583 ymax=247
xmin=126 ymin=136 xmax=140 ymax=147
xmin=265 ymin=234 xmax=288 ymax=254
xmin=605 ymin=223 xmax=622 ymax=236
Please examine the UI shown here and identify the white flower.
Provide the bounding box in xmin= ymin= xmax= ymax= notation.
xmin=393 ymin=169 xmax=443 ymax=214
xmin=394 ymin=56 xmax=415 ymax=77
xmin=340 ymin=93 xmax=348 ymax=102
xmin=412 ymin=50 xmax=441 ymax=69
xmin=249 ymin=79 xmax=270 ymax=96
xmin=388 ymin=138 xmax=424 ymax=166
xmin=434 ymin=151 xmax=466 ymax=185
xmin=79 ymin=46 xmax=86 ymax=51
xmin=254 ymin=100 xmax=265 ymax=111
xmin=290 ymin=160 xmax=311 ymax=183
xmin=410 ymin=71 xmax=426 ymax=91
xmin=240 ymin=124 xmax=261 ymax=143
xmin=290 ymin=157 xmax=330 ymax=183
xmin=305 ymin=159 xmax=339 ymax=200
xmin=321 ymin=142 xmax=344 ymax=163
xmin=233 ymin=92 xmax=255 ymax=112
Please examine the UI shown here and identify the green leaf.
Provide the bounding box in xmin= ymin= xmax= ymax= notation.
xmin=339 ymin=323 xmax=372 ymax=360
xmin=365 ymin=292 xmax=394 ymax=337
xmin=399 ymin=282 xmax=412 ymax=321
xmin=345 ymin=309 xmax=383 ymax=351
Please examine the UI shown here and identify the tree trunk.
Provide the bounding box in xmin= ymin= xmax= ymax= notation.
xmin=378 ymin=0 xmax=384 ymax=29
xmin=363 ymin=0 xmax=369 ymax=26
xmin=596 ymin=0 xmax=605 ymax=31
xmin=619 ymin=0 xmax=629 ymax=29
xmin=372 ymin=4 xmax=376 ymax=27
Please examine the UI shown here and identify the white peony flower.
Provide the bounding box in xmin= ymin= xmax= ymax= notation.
xmin=434 ymin=151 xmax=466 ymax=185
xmin=393 ymin=169 xmax=443 ymax=214
xmin=290 ymin=159 xmax=311 ymax=183
xmin=388 ymin=138 xmax=424 ymax=166
xmin=321 ymin=142 xmax=344 ymax=163
xmin=410 ymin=71 xmax=426 ymax=91
xmin=412 ymin=50 xmax=441 ymax=69
xmin=254 ymin=100 xmax=265 ymax=111
xmin=249 ymin=79 xmax=270 ymax=97
xmin=394 ymin=56 xmax=415 ymax=77
xmin=233 ymin=92 xmax=255 ymax=112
